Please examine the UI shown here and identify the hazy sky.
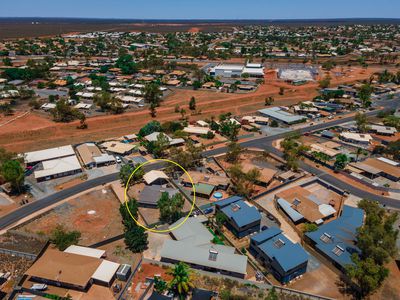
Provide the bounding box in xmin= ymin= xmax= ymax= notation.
xmin=1 ymin=0 xmax=399 ymax=19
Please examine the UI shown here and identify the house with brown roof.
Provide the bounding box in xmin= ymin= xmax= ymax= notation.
xmin=180 ymin=171 xmax=230 ymax=191
xmin=349 ymin=157 xmax=400 ymax=182
xmin=75 ymin=143 xmax=115 ymax=168
xmin=24 ymin=248 xmax=119 ymax=292
xmin=275 ymin=180 xmax=345 ymax=225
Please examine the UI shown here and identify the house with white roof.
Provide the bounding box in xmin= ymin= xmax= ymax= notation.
xmin=339 ymin=132 xmax=373 ymax=145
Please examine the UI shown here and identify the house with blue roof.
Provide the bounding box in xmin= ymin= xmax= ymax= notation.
xmin=305 ymin=205 xmax=364 ymax=272
xmin=250 ymin=228 xmax=309 ymax=284
xmin=215 ymin=196 xmax=261 ymax=238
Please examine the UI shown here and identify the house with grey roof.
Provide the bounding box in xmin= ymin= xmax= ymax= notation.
xmin=258 ymin=107 xmax=307 ymax=125
xmin=160 ymin=216 xmax=248 ymax=278
xmin=144 ymin=132 xmax=185 ymax=147
xmin=138 ymin=185 xmax=178 ymax=208
xmin=215 ymin=196 xmax=261 ymax=238
xmin=250 ymin=228 xmax=309 ymax=284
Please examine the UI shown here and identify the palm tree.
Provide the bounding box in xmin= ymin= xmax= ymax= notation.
xmin=167 ymin=262 xmax=194 ymax=299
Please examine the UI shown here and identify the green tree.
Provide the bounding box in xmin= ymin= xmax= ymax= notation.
xmin=50 ymin=225 xmax=81 ymax=251
xmin=228 ymin=164 xmax=260 ymax=196
xmin=319 ymin=75 xmax=331 ymax=89
xmin=346 ymin=199 xmax=398 ymax=297
xmin=189 ymin=96 xmax=196 ymax=111
xmin=158 ymin=192 xmax=185 ymax=224
xmin=51 ymin=99 xmax=81 ymax=122
xmin=143 ymin=83 xmax=162 ymax=116
xmin=2 ymin=57 xmax=12 ymax=66
xmin=225 ymin=142 xmax=242 ymax=163
xmin=303 ymin=223 xmax=318 ymax=233
xmin=359 ymin=84 xmax=373 ymax=108
xmin=153 ymin=276 xmax=168 ymax=294
xmin=124 ymin=226 xmax=149 ymax=253
xmin=167 ymin=262 xmax=195 ymax=299
xmin=0 ymin=148 xmax=15 ymax=164
xmin=270 ymin=120 xmax=279 ymax=127
xmin=76 ymin=113 xmax=87 ymax=129
xmin=119 ymin=199 xmax=148 ymax=252
xmin=215 ymin=211 xmax=228 ymax=229
xmin=220 ymin=120 xmax=240 ymax=141
xmin=322 ymin=61 xmax=336 ymax=71
xmin=115 ymin=54 xmax=137 ymax=75
xmin=281 ymin=134 xmax=309 ymax=171
xmin=383 ymin=115 xmax=400 ymax=130
xmin=1 ymin=160 xmax=25 ymax=194
xmin=168 ymin=141 xmax=204 ymax=170
xmin=334 ymin=154 xmax=348 ymax=171
xmin=119 ymin=199 xmax=139 ymax=230
xmin=265 ymin=287 xmax=278 ymax=300
xmin=355 ymin=112 xmax=369 ymax=133
xmin=264 ymin=96 xmax=274 ymax=106
xmin=147 ymin=133 xmax=170 ymax=158
xmin=119 ymin=164 xmax=144 ymax=187
xmin=94 ymin=92 xmax=122 ymax=114
xmin=138 ymin=121 xmax=162 ymax=137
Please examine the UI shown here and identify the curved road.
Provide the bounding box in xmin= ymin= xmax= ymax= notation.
xmin=0 ymin=98 xmax=399 ymax=230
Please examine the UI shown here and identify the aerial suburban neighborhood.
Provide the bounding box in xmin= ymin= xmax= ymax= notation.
xmin=0 ymin=2 xmax=400 ymax=300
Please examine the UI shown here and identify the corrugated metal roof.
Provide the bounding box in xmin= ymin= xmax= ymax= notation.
xmin=25 ymin=145 xmax=75 ymax=164
xmin=258 ymin=107 xmax=306 ymax=124
xmin=221 ymin=200 xmax=261 ymax=228
xmin=251 ymin=227 xmax=282 ymax=245
xmin=305 ymin=206 xmax=364 ymax=269
xmin=161 ymin=240 xmax=247 ymax=275
xmin=214 ymin=195 xmax=243 ymax=209
xmin=277 ymin=198 xmax=304 ymax=222
xmin=255 ymin=229 xmax=309 ymax=272
xmin=161 ymin=216 xmax=248 ymax=275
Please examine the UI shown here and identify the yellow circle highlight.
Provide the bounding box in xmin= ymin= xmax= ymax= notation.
xmin=124 ymin=158 xmax=196 ymax=233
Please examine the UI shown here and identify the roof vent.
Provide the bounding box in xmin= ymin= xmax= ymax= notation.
xmin=209 ymin=249 xmax=218 ymax=261
xmin=231 ymin=203 xmax=241 ymax=212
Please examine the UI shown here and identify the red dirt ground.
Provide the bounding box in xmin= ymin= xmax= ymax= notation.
xmin=17 ymin=187 xmax=124 ymax=246
xmin=188 ymin=27 xmax=200 ymax=33
xmin=0 ymin=66 xmax=384 ymax=153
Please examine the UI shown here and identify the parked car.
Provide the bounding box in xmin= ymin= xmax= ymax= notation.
xmin=203 ymin=207 xmax=214 ymax=215
xmin=116 ymin=156 xmax=122 ymax=164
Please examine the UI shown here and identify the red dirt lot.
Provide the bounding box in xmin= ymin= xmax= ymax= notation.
xmin=16 ymin=187 xmax=124 ymax=246
xmin=130 ymin=263 xmax=172 ymax=300
xmin=0 ymin=66 xmax=384 ymax=153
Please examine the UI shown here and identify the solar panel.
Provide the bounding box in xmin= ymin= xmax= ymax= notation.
xmin=320 ymin=232 xmax=332 ymax=243
xmin=273 ymin=238 xmax=285 ymax=249
xmin=332 ymin=245 xmax=345 ymax=256
xmin=293 ymin=199 xmax=301 ymax=206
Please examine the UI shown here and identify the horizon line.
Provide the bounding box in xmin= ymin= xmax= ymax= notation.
xmin=1 ymin=17 xmax=400 ymax=21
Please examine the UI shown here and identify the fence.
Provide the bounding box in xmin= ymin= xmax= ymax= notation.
xmin=0 ymin=248 xmax=37 ymax=260
xmin=117 ymin=257 xmax=143 ymax=300
xmin=144 ymin=259 xmax=335 ymax=300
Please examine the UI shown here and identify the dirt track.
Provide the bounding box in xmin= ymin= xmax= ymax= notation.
xmin=0 ymin=66 xmax=383 ymax=153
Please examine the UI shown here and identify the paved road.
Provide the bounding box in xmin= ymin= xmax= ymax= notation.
xmin=0 ymin=163 xmax=167 ymax=230
xmin=0 ymin=173 xmax=118 ymax=230
xmin=0 ymin=98 xmax=398 ymax=230
xmin=264 ymin=143 xmax=400 ymax=209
